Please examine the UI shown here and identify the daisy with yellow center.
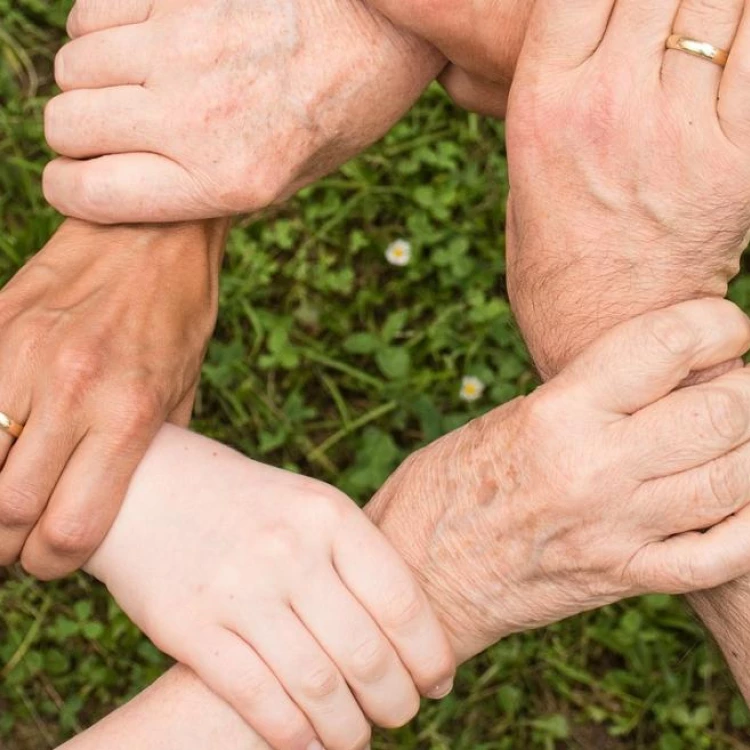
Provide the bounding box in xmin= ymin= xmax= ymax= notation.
xmin=385 ymin=239 xmax=412 ymax=267
xmin=460 ymin=376 xmax=485 ymax=403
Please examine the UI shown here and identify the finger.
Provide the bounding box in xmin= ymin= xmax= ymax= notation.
xmin=232 ymin=606 xmax=371 ymax=750
xmin=21 ymin=422 xmax=157 ymax=580
xmin=0 ymin=404 xmax=81 ymax=568
xmin=186 ymin=628 xmax=319 ymax=750
xmin=55 ymin=25 xmax=152 ymax=91
xmin=438 ymin=66 xmax=509 ymax=119
xmin=45 ymin=87 xmax=158 ymax=159
xmin=603 ymin=0 xmax=680 ymax=62
xmin=719 ymin=3 xmax=750 ymax=139
xmin=334 ymin=517 xmax=456 ymax=700
xmin=662 ymin=0 xmax=743 ymax=102
xmin=559 ymin=298 xmax=750 ymax=414
xmin=67 ymin=0 xmax=154 ymax=38
xmin=638 ymin=437 xmax=750 ymax=537
xmin=622 ymin=366 xmax=750 ymax=479
xmin=293 ymin=570 xmax=420 ymax=729
xmin=521 ymin=0 xmax=615 ymax=71
xmin=629 ymin=505 xmax=750 ymax=594
xmin=42 ymin=155 xmax=205 ymax=224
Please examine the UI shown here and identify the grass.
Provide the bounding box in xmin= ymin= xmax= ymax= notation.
xmin=3 ymin=2 xmax=750 ymax=748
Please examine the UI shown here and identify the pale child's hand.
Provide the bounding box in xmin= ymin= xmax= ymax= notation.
xmin=84 ymin=431 xmax=455 ymax=750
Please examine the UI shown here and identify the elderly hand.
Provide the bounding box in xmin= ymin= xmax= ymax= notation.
xmin=368 ymin=299 xmax=750 ymax=661
xmin=0 ymin=219 xmax=225 ymax=580
xmin=86 ymin=426 xmax=455 ymax=750
xmin=505 ymin=0 xmax=750 ymax=379
xmin=42 ymin=0 xmax=443 ymax=223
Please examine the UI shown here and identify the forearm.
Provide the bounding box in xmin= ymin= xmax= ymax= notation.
xmin=506 ymin=221 xmax=734 ymax=381
xmin=58 ymin=665 xmax=269 ymax=750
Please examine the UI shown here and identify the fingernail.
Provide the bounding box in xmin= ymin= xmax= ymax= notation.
xmin=427 ymin=679 xmax=454 ymax=699
xmin=306 ymin=741 xmax=325 ymax=750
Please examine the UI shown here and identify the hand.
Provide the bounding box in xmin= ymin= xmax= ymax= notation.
xmin=505 ymin=0 xmax=750 ymax=378
xmin=86 ymin=428 xmax=456 ymax=750
xmin=368 ymin=299 xmax=750 ymax=661
xmin=41 ymin=0 xmax=443 ymax=223
xmin=0 ymin=219 xmax=225 ymax=580
xmin=369 ymin=0 xmax=534 ymax=117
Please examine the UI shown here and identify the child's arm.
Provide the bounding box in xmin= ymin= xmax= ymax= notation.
xmin=58 ymin=665 xmax=271 ymax=750
xmin=81 ymin=425 xmax=456 ymax=750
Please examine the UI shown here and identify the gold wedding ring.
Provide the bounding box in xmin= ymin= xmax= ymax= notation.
xmin=0 ymin=411 xmax=24 ymax=440
xmin=666 ymin=35 xmax=730 ymax=68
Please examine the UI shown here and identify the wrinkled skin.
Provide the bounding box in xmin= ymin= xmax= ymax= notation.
xmin=369 ymin=300 xmax=750 ymax=661
xmin=43 ymin=0 xmax=444 ymax=222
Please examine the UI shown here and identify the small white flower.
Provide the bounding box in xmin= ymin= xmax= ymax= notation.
xmin=460 ymin=376 xmax=485 ymax=403
xmin=385 ymin=239 xmax=412 ymax=267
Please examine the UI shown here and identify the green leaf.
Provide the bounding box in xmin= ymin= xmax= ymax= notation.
xmin=343 ymin=332 xmax=382 ymax=355
xmin=375 ymin=347 xmax=411 ymax=380
xmin=382 ymin=310 xmax=409 ymax=342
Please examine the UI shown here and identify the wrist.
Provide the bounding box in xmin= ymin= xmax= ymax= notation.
xmin=366 ymin=397 xmax=527 ymax=663
xmin=506 ymin=222 xmax=732 ymax=380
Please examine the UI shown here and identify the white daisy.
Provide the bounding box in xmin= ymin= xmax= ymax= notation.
xmin=460 ymin=376 xmax=485 ymax=403
xmin=385 ymin=239 xmax=412 ymax=267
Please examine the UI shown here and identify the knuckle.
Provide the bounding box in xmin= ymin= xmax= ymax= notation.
xmin=703 ymin=388 xmax=748 ymax=443
xmin=39 ymin=513 xmax=98 ymax=559
xmin=76 ymin=172 xmax=115 ymax=221
xmin=299 ymin=664 xmax=340 ymax=702
xmin=230 ymin=667 xmax=274 ymax=709
xmin=117 ymin=384 xmax=163 ymax=438
xmin=419 ymin=648 xmax=456 ymax=690
xmin=215 ymin=155 xmax=284 ymax=215
xmin=676 ymin=555 xmax=715 ymax=592
xmin=644 ymin=311 xmax=697 ymax=358
xmin=54 ymin=346 xmax=102 ymax=400
xmin=255 ymin=524 xmax=301 ymax=563
xmin=381 ymin=582 xmax=425 ymax=632
xmin=707 ymin=459 xmax=747 ymax=512
xmin=54 ymin=46 xmax=73 ymax=91
xmin=273 ymin=723 xmax=313 ymax=750
xmin=349 ymin=636 xmax=391 ymax=684
xmin=0 ymin=484 xmax=42 ymax=529
xmin=43 ymin=97 xmax=66 ymax=151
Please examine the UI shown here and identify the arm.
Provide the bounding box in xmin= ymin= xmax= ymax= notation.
xmin=64 ymin=299 xmax=750 ymax=747
xmin=504 ymin=0 xmax=750 ymax=698
xmin=58 ymin=666 xmax=271 ymax=750
xmin=0 ymin=218 xmax=228 ymax=580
